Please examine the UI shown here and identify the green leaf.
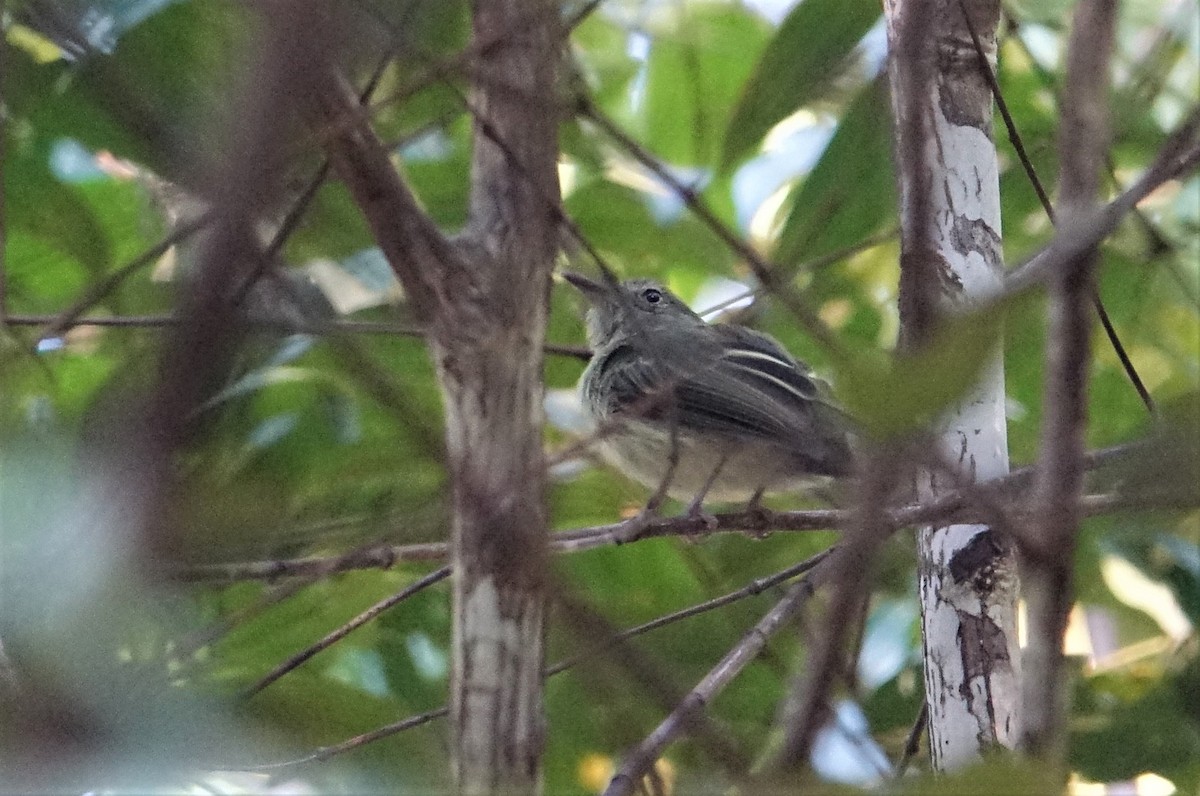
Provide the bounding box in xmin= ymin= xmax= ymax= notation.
xmin=641 ymin=5 xmax=770 ymax=166
xmin=5 ymin=149 xmax=112 ymax=276
xmin=773 ymin=76 xmax=895 ymax=272
xmin=721 ymin=0 xmax=881 ymax=169
xmin=1073 ymin=673 xmax=1200 ymax=789
xmin=834 ymin=298 xmax=1014 ymax=439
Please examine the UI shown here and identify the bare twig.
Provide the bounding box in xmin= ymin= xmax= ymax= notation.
xmin=34 ymin=211 xmax=215 ymax=342
xmin=894 ymin=701 xmax=929 ymax=777
xmin=577 ymin=98 xmax=846 ymax=357
xmin=602 ymin=562 xmax=830 ymax=796
xmin=243 ymin=566 xmax=451 ymax=698
xmin=4 ymin=314 xmax=592 ymax=359
xmin=557 ymin=591 xmax=751 ymax=781
xmin=1020 ymin=0 xmax=1117 ymax=764
xmin=174 ymin=466 xmax=1146 ymax=585
xmin=233 ymin=550 xmax=833 ymax=773
xmin=548 ymin=548 xmax=834 ymax=677
xmin=957 ymin=0 xmax=1155 ymax=414
xmin=1005 ymin=105 xmax=1200 ymax=294
xmin=242 ymin=706 xmax=450 ymax=771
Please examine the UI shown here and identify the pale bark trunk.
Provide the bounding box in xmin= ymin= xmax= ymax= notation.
xmin=885 ymin=0 xmax=1022 ymax=770
xmin=442 ymin=1 xmax=560 ymax=793
xmin=308 ymin=1 xmax=560 ymax=791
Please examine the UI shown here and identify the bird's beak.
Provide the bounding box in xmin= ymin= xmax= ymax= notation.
xmin=562 ymin=271 xmax=610 ymax=303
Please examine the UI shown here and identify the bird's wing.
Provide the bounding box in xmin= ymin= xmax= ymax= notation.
xmin=594 ymin=329 xmax=852 ymax=475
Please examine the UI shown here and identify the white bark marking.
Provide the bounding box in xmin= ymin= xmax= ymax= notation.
xmin=908 ymin=5 xmax=1022 ymax=770
xmin=455 ymin=575 xmax=545 ymax=795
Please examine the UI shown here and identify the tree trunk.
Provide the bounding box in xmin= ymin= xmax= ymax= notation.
xmin=885 ymin=0 xmax=1022 ymax=770
xmin=307 ymin=1 xmax=560 ymax=791
xmin=442 ymin=1 xmax=560 ymax=793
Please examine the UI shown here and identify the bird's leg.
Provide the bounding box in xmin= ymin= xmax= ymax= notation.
xmin=742 ymin=487 xmax=772 ymax=539
xmin=617 ymin=413 xmax=682 ymax=544
xmin=683 ymin=454 xmax=726 ymax=533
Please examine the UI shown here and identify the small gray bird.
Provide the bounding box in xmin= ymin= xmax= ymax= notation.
xmin=565 ymin=272 xmax=854 ymax=512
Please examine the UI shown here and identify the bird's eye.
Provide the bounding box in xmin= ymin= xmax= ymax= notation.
xmin=642 ymin=288 xmax=662 ymax=305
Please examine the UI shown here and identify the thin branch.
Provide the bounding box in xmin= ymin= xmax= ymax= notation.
xmin=556 ymin=590 xmax=752 ymax=780
xmin=243 ymin=566 xmax=451 ymax=698
xmin=547 ymin=548 xmax=834 ymax=677
xmin=576 ymin=98 xmax=846 ymax=358
xmin=957 ymin=0 xmax=1155 ymax=414
xmin=1005 ymin=14 xmax=1182 ymax=261
xmin=602 ymin=563 xmax=829 ymax=796
xmin=242 ymin=706 xmax=451 ymax=771
xmin=1020 ymin=0 xmax=1117 ymax=763
xmin=231 ymin=44 xmax=403 ymax=309
xmin=1005 ymin=105 xmax=1200 ymax=294
xmin=34 ymin=211 xmax=214 ymax=342
xmin=4 ymin=314 xmax=592 ymax=359
xmin=174 ymin=484 xmax=1144 ymax=586
xmin=233 ymin=550 xmax=834 ymax=773
xmin=894 ymin=702 xmax=929 ymax=778
xmin=174 ymin=578 xmax=313 ymax=664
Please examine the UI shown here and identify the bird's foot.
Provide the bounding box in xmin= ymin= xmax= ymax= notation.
xmin=682 ymin=499 xmax=719 ymax=541
xmin=615 ymin=508 xmax=659 ymax=544
xmin=741 ymin=489 xmax=773 ymax=539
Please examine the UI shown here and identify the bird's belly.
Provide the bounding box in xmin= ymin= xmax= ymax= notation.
xmin=599 ymin=424 xmax=822 ymax=504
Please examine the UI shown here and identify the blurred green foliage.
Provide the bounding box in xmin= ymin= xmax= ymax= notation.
xmin=1 ymin=0 xmax=1197 ymax=793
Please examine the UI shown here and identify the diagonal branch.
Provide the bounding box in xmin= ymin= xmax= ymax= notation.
xmin=244 ymin=566 xmax=451 ymax=698
xmin=306 ymin=68 xmax=462 ymax=323
xmin=601 ymin=560 xmax=830 ymax=796
xmin=957 ymin=0 xmax=1155 ymax=414
xmin=1005 ymin=105 xmax=1200 ymax=294
xmin=576 ymin=98 xmax=845 ymax=357
xmin=230 ymin=550 xmax=830 ymax=773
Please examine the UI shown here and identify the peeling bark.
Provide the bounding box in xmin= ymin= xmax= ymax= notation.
xmin=886 ymin=0 xmax=1022 ymax=770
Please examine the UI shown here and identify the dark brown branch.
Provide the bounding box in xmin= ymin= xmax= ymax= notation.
xmin=895 ymin=702 xmax=929 ymax=777
xmin=174 ymin=487 xmax=1139 ymax=585
xmin=887 ymin=0 xmax=941 ymax=351
xmin=307 ymin=69 xmax=461 ymax=323
xmin=1020 ymin=0 xmax=1117 ymax=763
xmin=242 ymin=706 xmax=451 ymax=771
